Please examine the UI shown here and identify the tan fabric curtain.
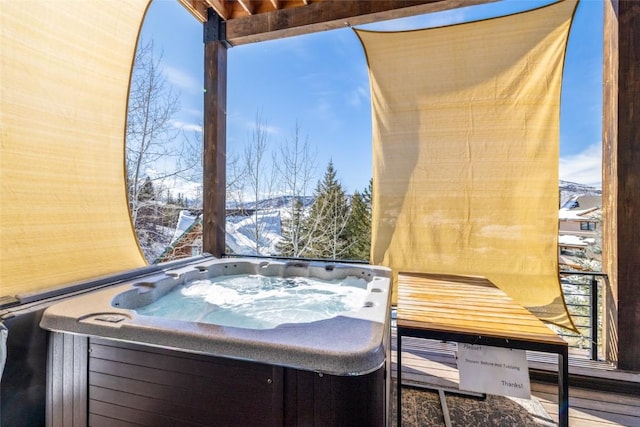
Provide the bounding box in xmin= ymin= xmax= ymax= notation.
xmin=1 ymin=0 xmax=150 ymax=297
xmin=356 ymin=0 xmax=578 ymax=329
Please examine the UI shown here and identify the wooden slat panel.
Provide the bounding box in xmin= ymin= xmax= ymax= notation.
xmin=396 ymin=272 xmax=566 ymax=345
xmin=90 ymin=371 xmax=197 ymax=406
xmin=394 ymin=333 xmax=640 ymax=392
xmin=88 ymin=338 xmax=283 ymax=427
xmin=90 ymin=339 xmax=275 ymax=378
xmin=88 ymin=413 xmax=142 ymax=427
xmin=398 ymin=317 xmax=557 ymax=340
xmin=284 ymin=367 xmax=386 ymax=426
xmin=90 ymin=357 xmax=193 ymax=387
xmin=46 ymin=332 xmax=87 ymax=427
xmin=399 ymin=304 xmax=547 ymax=324
xmin=90 ymin=400 xmax=202 ymax=427
xmin=90 ymin=385 xmax=215 ymax=424
xmin=391 ymin=335 xmax=640 ymax=427
xmin=532 ymin=383 xmax=640 ymax=427
xmin=532 ymin=382 xmax=640 ymax=418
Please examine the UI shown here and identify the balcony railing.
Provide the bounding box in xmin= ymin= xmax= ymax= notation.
xmin=557 ymin=270 xmax=608 ymax=361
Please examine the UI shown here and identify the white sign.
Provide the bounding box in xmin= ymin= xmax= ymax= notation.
xmin=457 ymin=343 xmax=531 ymax=399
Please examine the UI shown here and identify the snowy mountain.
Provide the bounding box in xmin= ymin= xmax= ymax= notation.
xmin=226 ymin=195 xmax=315 ymax=211
xmin=158 ymin=180 xmax=601 ymax=259
xmin=559 ymin=180 xmax=601 ymax=207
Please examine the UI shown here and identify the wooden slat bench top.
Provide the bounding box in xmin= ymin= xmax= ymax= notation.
xmin=396 ymin=272 xmax=566 ymax=347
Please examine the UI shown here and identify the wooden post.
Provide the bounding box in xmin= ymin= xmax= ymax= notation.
xmin=602 ymin=0 xmax=640 ymax=371
xmin=202 ymin=10 xmax=227 ymax=257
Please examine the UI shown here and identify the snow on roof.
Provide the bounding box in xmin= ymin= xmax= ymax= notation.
xmin=559 ymin=195 xmax=601 ymax=220
xmin=171 ymin=210 xmax=200 ymax=243
xmin=559 ymin=207 xmax=600 ymax=220
xmin=558 ymin=234 xmax=588 ymax=247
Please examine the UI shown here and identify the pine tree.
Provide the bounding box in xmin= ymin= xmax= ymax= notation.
xmin=302 ymin=161 xmax=350 ymax=259
xmin=277 ymin=197 xmax=306 ymax=257
xmin=274 ymin=120 xmax=317 ymax=258
xmin=138 ymin=177 xmax=156 ymax=202
xmin=363 ymin=178 xmax=372 ymax=207
xmin=344 ymin=180 xmax=372 ymax=260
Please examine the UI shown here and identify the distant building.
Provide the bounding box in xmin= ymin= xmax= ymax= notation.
xmin=558 ymin=195 xmax=601 ymax=270
xmin=154 ymin=210 xmax=203 ymax=263
xmin=156 ymin=208 xmax=283 ymax=263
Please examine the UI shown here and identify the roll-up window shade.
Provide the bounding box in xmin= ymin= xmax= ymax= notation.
xmin=1 ymin=0 xmax=150 ymax=297
xmin=355 ymin=0 xmax=578 ymax=329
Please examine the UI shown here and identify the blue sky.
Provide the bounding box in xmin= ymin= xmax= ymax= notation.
xmin=141 ymin=0 xmax=603 ymax=196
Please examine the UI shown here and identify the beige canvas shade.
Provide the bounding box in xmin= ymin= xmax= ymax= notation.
xmin=1 ymin=0 xmax=150 ymax=297
xmin=356 ymin=0 xmax=578 ymax=329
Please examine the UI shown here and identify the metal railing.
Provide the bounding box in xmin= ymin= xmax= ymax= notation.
xmin=558 ymin=270 xmax=608 ymax=360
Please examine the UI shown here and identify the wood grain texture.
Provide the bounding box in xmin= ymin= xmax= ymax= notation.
xmin=602 ymin=0 xmax=640 ymax=371
xmin=396 ymin=272 xmax=566 ymax=345
xmin=224 ymin=0 xmax=499 ymax=45
xmin=202 ymin=20 xmax=228 ymax=257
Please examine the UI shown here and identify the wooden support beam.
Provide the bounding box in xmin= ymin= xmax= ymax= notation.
xmin=602 ymin=0 xmax=640 ymax=371
xmin=206 ymin=0 xmax=230 ymax=20
xmin=237 ymin=0 xmax=254 ymax=15
xmin=177 ymin=0 xmax=209 ymax=22
xmin=203 ymin=10 xmax=228 ymax=257
xmin=225 ymin=0 xmax=498 ymax=45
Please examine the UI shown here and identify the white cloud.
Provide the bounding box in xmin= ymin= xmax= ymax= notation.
xmin=346 ymin=85 xmax=369 ymax=108
xmin=159 ymin=176 xmax=202 ymax=202
xmin=183 ymin=107 xmax=203 ymax=118
xmin=172 ymin=120 xmax=202 ymax=133
xmin=162 ymin=64 xmax=201 ymax=93
xmin=244 ymin=118 xmax=283 ymax=136
xmin=313 ymin=98 xmax=342 ymax=131
xmin=559 ymin=143 xmax=602 ymax=187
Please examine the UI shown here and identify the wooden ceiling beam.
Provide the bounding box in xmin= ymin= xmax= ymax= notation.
xmin=206 ymin=0 xmax=231 ymax=20
xmin=237 ymin=0 xmax=254 ymax=15
xmin=177 ymin=0 xmax=209 ymax=23
xmin=224 ymin=0 xmax=499 ymax=46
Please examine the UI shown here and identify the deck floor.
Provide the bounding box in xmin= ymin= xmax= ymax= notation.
xmin=392 ymin=334 xmax=640 ymax=427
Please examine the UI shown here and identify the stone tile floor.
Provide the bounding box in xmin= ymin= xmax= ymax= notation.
xmin=392 ymin=382 xmax=555 ymax=427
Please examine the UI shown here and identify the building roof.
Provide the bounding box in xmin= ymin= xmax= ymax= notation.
xmin=559 ymin=195 xmax=601 ymax=220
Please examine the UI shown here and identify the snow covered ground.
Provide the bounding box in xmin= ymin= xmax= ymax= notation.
xmin=156 ymin=181 xmax=600 ymax=260
xmin=225 ymin=210 xmax=282 ymax=256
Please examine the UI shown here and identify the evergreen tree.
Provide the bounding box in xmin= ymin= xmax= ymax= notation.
xmin=274 ymin=120 xmax=317 ymax=258
xmin=363 ymin=178 xmax=372 ymax=207
xmin=344 ymin=180 xmax=372 ymax=260
xmin=166 ymin=190 xmax=176 ymax=205
xmin=138 ymin=177 xmax=156 ymax=202
xmin=176 ymin=193 xmax=187 ymax=207
xmin=277 ymin=197 xmax=306 ymax=257
xmin=302 ymin=161 xmax=350 ymax=259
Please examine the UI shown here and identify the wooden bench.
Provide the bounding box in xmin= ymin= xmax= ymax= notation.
xmin=396 ymin=272 xmax=569 ymax=427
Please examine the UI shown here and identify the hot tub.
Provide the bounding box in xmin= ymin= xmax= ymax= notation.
xmin=40 ymin=257 xmax=392 ymax=426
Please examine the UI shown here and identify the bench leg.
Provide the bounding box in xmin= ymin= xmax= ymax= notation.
xmin=558 ymin=350 xmax=569 ymax=427
xmin=397 ymin=332 xmax=402 ymax=427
